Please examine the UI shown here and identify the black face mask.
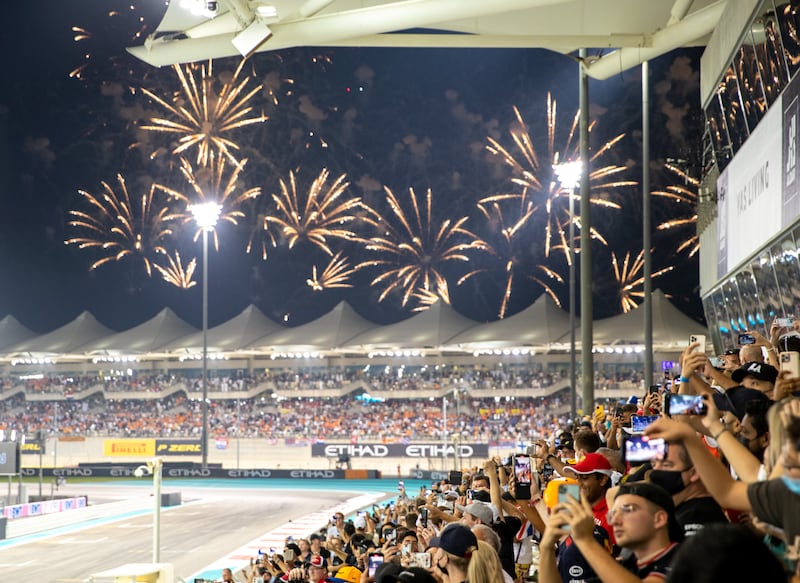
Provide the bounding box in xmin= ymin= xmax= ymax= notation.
xmin=649 ymin=469 xmax=687 ymax=495
xmin=738 ymin=435 xmax=766 ymax=462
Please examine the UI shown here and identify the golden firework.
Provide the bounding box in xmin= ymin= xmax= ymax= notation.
xmin=154 ymin=250 xmax=197 ymax=289
xmin=307 ymin=252 xmax=360 ymax=291
xmin=653 ymin=163 xmax=700 ymax=257
xmin=486 ymin=95 xmax=634 ymax=262
xmin=156 ymin=154 xmax=261 ymax=248
xmin=265 ymin=169 xmax=362 ymax=256
xmin=140 ymin=59 xmax=268 ymax=166
xmin=358 ymin=186 xmax=487 ymax=310
xmin=612 ymin=249 xmax=674 ymax=313
xmin=66 ymin=175 xmax=176 ymax=276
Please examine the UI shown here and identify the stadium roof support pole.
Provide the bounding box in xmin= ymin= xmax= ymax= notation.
xmin=579 ymin=48 xmax=594 ymax=412
xmin=643 ymin=60 xmax=653 ymax=388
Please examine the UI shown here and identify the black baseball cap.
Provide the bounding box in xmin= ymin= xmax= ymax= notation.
xmin=616 ymin=482 xmax=684 ymax=543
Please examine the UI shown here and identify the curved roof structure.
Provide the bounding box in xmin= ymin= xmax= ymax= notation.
xmin=127 ymin=0 xmax=726 ymax=79
xmin=248 ymin=301 xmax=375 ymax=352
xmin=6 ymin=312 xmax=114 ymax=357
xmin=164 ymin=304 xmax=282 ymax=353
xmin=445 ymin=294 xmax=570 ymax=349
xmin=81 ymin=308 xmax=198 ymax=355
xmin=343 ymin=301 xmax=479 ymax=349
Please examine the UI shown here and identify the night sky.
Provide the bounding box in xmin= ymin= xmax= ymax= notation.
xmin=0 ymin=1 xmax=705 ymax=335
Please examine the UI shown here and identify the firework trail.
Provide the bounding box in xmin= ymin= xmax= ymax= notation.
xmin=612 ymin=249 xmax=675 ymax=313
xmin=66 ymin=175 xmax=177 ymax=276
xmin=154 ymin=251 xmax=197 ymax=289
xmin=357 ymin=186 xmax=487 ymax=310
xmin=653 ymin=163 xmax=700 ymax=257
xmin=306 ymin=252 xmax=360 ymax=291
xmin=139 ymin=59 xmax=268 ymax=166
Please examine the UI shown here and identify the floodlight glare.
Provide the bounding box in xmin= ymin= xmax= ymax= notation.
xmin=189 ymin=202 xmax=222 ymax=230
xmin=553 ymin=160 xmax=583 ymax=192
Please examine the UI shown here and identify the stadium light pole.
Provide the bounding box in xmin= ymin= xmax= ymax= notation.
xmin=553 ymin=160 xmax=582 ymax=422
xmin=190 ymin=202 xmax=222 ymax=470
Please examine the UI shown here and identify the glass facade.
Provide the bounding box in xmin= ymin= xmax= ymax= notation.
xmin=705 ymin=230 xmax=800 ymax=352
xmin=705 ymin=1 xmax=800 ymax=170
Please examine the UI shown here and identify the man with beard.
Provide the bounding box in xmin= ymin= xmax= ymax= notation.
xmin=649 ymin=440 xmax=728 ymax=538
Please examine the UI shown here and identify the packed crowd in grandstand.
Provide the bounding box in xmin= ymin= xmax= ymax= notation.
xmin=223 ymin=332 xmax=800 ymax=583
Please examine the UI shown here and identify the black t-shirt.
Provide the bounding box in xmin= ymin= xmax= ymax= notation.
xmin=619 ymin=542 xmax=680 ymax=581
xmin=675 ymin=496 xmax=728 ymax=538
xmin=494 ymin=516 xmax=522 ymax=578
xmin=556 ymin=526 xmax=613 ymax=583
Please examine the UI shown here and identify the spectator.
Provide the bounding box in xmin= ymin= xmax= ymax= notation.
xmin=546 ymin=482 xmax=682 ymax=583
xmin=648 ymin=440 xmax=728 ymax=538
xmin=645 ymin=401 xmax=800 ymax=579
xmin=433 ymin=524 xmax=478 ymax=583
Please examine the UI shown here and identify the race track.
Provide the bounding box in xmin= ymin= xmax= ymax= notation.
xmin=0 ymin=479 xmax=405 ymax=582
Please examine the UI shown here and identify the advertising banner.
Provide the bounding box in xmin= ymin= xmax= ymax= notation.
xmin=20 ymin=442 xmax=45 ymax=455
xmin=155 ymin=439 xmax=202 ymax=456
xmin=717 ymin=100 xmax=783 ymax=274
xmin=310 ymin=443 xmax=490 ymax=458
xmin=19 ymin=466 xmax=352 ymax=479
xmin=103 ymin=439 xmax=155 ymax=457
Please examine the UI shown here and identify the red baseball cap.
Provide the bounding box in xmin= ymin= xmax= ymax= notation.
xmin=562 ymin=453 xmax=614 ymax=477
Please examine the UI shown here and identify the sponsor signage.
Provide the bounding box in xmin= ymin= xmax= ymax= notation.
xmin=1 ymin=496 xmax=86 ymax=520
xmin=717 ymin=69 xmax=800 ymax=280
xmin=21 ymin=466 xmax=347 ymax=479
xmin=311 ymin=443 xmax=489 ymax=458
xmin=155 ymin=439 xmax=202 ymax=455
xmin=20 ymin=441 xmax=45 ymax=455
xmin=103 ymin=439 xmax=156 ymax=457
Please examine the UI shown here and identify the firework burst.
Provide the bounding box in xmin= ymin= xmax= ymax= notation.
xmin=154 ymin=251 xmax=197 ymax=289
xmin=358 ymin=186 xmax=487 ymax=310
xmin=156 ymin=154 xmax=261 ymax=247
xmin=139 ymin=59 xmax=268 ymax=166
xmin=612 ymin=249 xmax=675 ymax=313
xmin=653 ymin=163 xmax=700 ymax=257
xmin=486 ymin=95 xmax=635 ymax=261
xmin=264 ymin=169 xmax=362 ymax=256
xmin=306 ymin=252 xmax=360 ymax=291
xmin=66 ymin=175 xmax=177 ymax=276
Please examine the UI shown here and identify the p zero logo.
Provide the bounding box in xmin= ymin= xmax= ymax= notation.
xmin=155 ymin=440 xmax=202 ymax=455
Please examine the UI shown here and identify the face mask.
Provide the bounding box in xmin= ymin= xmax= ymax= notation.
xmin=781 ymin=475 xmax=800 ymax=496
xmin=649 ymin=469 xmax=687 ymax=495
xmin=436 ymin=559 xmax=449 ymax=576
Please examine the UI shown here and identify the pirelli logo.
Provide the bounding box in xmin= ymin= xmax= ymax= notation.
xmin=155 ymin=440 xmax=202 ymax=455
xmin=103 ymin=440 xmax=155 ymax=457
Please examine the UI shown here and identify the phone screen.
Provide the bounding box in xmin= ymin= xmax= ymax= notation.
xmin=514 ymin=454 xmax=532 ymax=486
xmin=623 ymin=435 xmax=667 ymax=464
xmin=419 ymin=507 xmax=428 ymax=528
xmin=368 ymin=554 xmax=384 ymax=577
xmin=666 ymin=394 xmax=707 ymax=416
xmin=630 ymin=415 xmax=659 ymax=432
xmin=738 ymin=333 xmax=756 ymax=345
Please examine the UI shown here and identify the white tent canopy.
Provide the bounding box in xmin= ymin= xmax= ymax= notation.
xmin=344 ymin=301 xmax=479 ymax=350
xmin=0 ymin=316 xmax=36 ymax=352
xmin=165 ymin=304 xmax=282 ymax=353
xmin=6 ymin=311 xmax=114 ymax=357
xmin=565 ymin=289 xmax=705 ymax=348
xmin=249 ymin=301 xmax=374 ymax=352
xmin=81 ymin=308 xmax=198 ymax=355
xmin=445 ymin=294 xmax=571 ymax=349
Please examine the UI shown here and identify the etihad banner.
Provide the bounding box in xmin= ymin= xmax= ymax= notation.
xmin=311 ymin=443 xmax=490 ymax=458
xmin=103 ymin=439 xmax=156 ymax=457
xmin=155 ymin=439 xmax=202 ymax=456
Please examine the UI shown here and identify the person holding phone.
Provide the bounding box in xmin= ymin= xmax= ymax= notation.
xmin=539 ymin=482 xmax=682 ymax=583
xmin=537 ymin=453 xmax=618 ymax=583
